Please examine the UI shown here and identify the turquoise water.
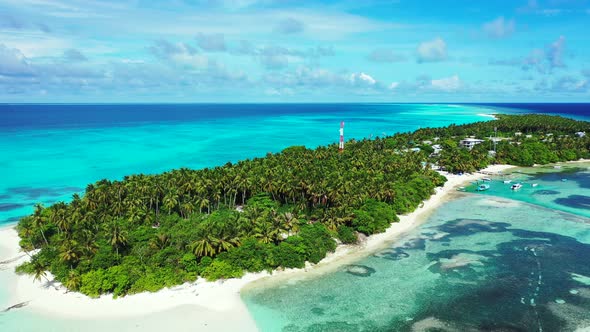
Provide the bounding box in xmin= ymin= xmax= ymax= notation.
xmin=243 ymin=169 xmax=590 ymax=331
xmin=1 ymin=104 xmax=589 ymax=331
xmin=0 ymin=103 xmax=497 ymax=226
xmin=465 ymin=164 xmax=590 ymax=218
xmin=0 ymin=103 xmax=502 ymax=331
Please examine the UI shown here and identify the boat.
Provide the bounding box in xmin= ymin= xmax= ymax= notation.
xmin=503 ymin=180 xmax=512 ymax=184
xmin=531 ymin=183 xmax=539 ymax=187
xmin=562 ymin=179 xmax=568 ymax=182
xmin=554 ymin=165 xmax=562 ymax=169
xmin=476 ymin=184 xmax=490 ymax=191
xmin=482 ymin=177 xmax=492 ymax=182
xmin=511 ymin=183 xmax=523 ymax=190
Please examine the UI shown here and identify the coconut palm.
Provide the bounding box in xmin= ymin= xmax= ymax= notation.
xmin=32 ymin=204 xmax=49 ymax=246
xmin=108 ymin=221 xmax=128 ymax=255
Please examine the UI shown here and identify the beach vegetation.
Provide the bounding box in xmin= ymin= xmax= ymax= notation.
xmin=15 ymin=114 xmax=590 ymax=296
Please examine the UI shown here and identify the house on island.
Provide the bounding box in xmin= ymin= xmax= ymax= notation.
xmin=460 ymin=138 xmax=484 ymax=150
xmin=432 ymin=144 xmax=442 ymax=154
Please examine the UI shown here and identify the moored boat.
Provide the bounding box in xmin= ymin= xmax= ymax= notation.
xmin=477 ymin=184 xmax=490 ymax=191
xmin=511 ymin=183 xmax=523 ymax=190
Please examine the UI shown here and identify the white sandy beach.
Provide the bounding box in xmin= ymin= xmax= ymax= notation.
xmin=0 ymin=164 xmax=514 ymax=332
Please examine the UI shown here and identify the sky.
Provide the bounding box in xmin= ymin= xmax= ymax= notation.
xmin=0 ymin=0 xmax=590 ymax=103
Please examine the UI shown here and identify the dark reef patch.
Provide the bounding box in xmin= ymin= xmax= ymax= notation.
xmin=554 ymin=195 xmax=590 ymax=209
xmin=534 ymin=169 xmax=590 ymax=189
xmin=400 ymin=237 xmax=427 ymax=250
xmin=0 ymin=203 xmax=25 ymax=212
xmin=374 ymin=248 xmax=409 ymax=261
xmin=437 ymin=218 xmax=511 ymax=235
xmin=392 ymin=223 xmax=590 ymax=332
xmin=533 ymin=189 xmax=561 ymax=195
xmin=343 ymin=265 xmax=376 ymax=277
xmin=3 ymin=216 xmax=25 ymax=223
xmin=310 ymin=307 xmax=325 ymax=316
xmin=6 ymin=186 xmax=82 ymax=200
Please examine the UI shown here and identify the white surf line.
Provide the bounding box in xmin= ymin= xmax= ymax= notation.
xmin=530 ymin=246 xmax=544 ymax=332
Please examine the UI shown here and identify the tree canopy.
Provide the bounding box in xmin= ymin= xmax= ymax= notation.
xmin=15 ymin=114 xmax=589 ymax=296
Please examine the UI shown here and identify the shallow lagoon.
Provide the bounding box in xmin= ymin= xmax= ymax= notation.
xmin=467 ymin=164 xmax=590 ymax=218
xmin=243 ymin=171 xmax=590 ymax=331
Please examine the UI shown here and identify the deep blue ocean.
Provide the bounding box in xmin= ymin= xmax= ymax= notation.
xmin=1 ymin=103 xmax=589 ymax=131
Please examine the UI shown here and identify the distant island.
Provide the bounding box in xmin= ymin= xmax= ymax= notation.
xmin=15 ymin=114 xmax=590 ymax=297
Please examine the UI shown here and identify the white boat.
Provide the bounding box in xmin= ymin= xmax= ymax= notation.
xmin=554 ymin=165 xmax=562 ymax=169
xmin=531 ymin=183 xmax=539 ymax=187
xmin=511 ymin=183 xmax=523 ymax=190
xmin=482 ymin=177 xmax=492 ymax=182
xmin=477 ymin=184 xmax=490 ymax=191
xmin=503 ymin=180 xmax=512 ymax=184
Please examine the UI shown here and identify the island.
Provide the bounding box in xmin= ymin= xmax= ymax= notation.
xmin=14 ymin=114 xmax=590 ymax=298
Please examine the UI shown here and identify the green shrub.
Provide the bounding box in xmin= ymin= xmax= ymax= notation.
xmin=298 ymin=224 xmax=336 ymax=264
xmin=221 ymin=238 xmax=272 ymax=272
xmin=202 ymin=260 xmax=244 ymax=281
xmin=352 ymin=199 xmax=398 ymax=235
xmin=272 ymin=240 xmax=306 ymax=269
xmin=337 ymin=225 xmax=357 ymax=244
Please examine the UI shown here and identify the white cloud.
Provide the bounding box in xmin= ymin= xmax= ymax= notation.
xmin=0 ymin=44 xmax=34 ymax=76
xmin=264 ymin=87 xmax=294 ymax=96
xmin=535 ymin=75 xmax=588 ymax=93
xmin=431 ymin=75 xmax=461 ymax=91
xmin=195 ymin=33 xmax=227 ymax=52
xmin=63 ymin=48 xmax=87 ymax=62
xmin=547 ymin=35 xmax=566 ymax=68
xmin=274 ymin=18 xmax=304 ymax=34
xmin=483 ymin=16 xmax=515 ymax=39
xmin=148 ymin=39 xmax=208 ymax=69
xmin=350 ymin=72 xmax=376 ymax=86
xmin=416 ymin=38 xmax=447 ymax=63
xmin=258 ymin=45 xmax=304 ymax=69
xmin=0 ymin=32 xmax=72 ymax=58
xmin=367 ymin=49 xmax=406 ymax=63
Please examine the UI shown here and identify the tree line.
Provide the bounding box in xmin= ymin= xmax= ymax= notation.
xmin=15 ymin=114 xmax=589 ymax=296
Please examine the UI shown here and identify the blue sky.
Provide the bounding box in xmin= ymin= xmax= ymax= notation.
xmin=1 ymin=0 xmax=589 ymax=102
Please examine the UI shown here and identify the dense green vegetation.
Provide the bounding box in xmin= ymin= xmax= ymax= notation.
xmin=415 ymin=114 xmax=590 ymax=172
xmin=16 ymin=114 xmax=589 ymax=297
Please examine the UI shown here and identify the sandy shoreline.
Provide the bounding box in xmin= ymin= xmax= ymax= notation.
xmin=0 ymin=164 xmax=514 ymax=331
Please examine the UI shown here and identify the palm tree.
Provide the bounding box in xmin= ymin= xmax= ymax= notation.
xmin=59 ymin=240 xmax=80 ymax=266
xmin=32 ymin=204 xmax=49 ymax=246
xmin=163 ymin=190 xmax=179 ymax=215
xmin=150 ymin=233 xmax=170 ymax=250
xmin=214 ymin=233 xmax=240 ymax=253
xmin=64 ymin=270 xmax=81 ymax=291
xmin=190 ymin=235 xmax=217 ymax=257
xmin=108 ymin=221 xmax=128 ymax=255
xmin=50 ymin=203 xmax=68 ymax=234
xmin=32 ymin=261 xmax=49 ymax=284
xmin=180 ymin=200 xmax=195 ymax=219
xmin=253 ymin=220 xmax=277 ymax=244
